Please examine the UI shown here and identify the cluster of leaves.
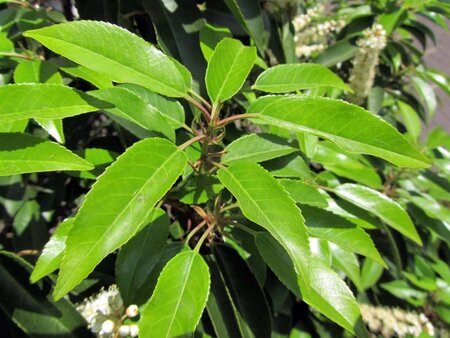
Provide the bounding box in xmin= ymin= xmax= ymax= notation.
xmin=0 ymin=0 xmax=449 ymax=337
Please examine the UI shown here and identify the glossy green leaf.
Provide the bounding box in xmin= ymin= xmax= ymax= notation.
xmin=408 ymin=192 xmax=450 ymax=224
xmin=0 ymin=133 xmax=93 ymax=176
xmin=255 ymin=234 xmax=366 ymax=335
xmin=253 ymin=64 xmax=351 ymax=93
xmin=397 ymin=100 xmax=421 ymax=141
xmin=0 ymin=252 xmax=90 ymax=337
xmin=59 ymin=64 xmax=113 ymax=89
xmin=248 ymin=95 xmax=430 ymax=168
xmin=206 ymin=38 xmax=256 ymax=103
xmin=0 ymin=119 xmax=28 ymax=133
xmin=330 ymin=244 xmax=362 ymax=291
xmin=411 ymin=75 xmax=437 ymax=115
xmin=300 ymin=205 xmax=385 ymax=266
xmin=334 ymin=184 xmax=422 ymax=244
xmin=139 ymin=250 xmax=210 ymax=337
xmin=119 ymin=83 xmax=185 ymax=129
xmin=53 ymin=138 xmax=187 ymax=300
xmin=380 ymin=280 xmax=427 ymax=306
xmin=214 ymin=244 xmax=271 ymax=338
xmin=361 ymin=259 xmax=384 ymax=291
xmin=314 ymin=39 xmax=358 ymax=67
xmin=116 ymin=210 xmax=170 ymax=305
xmin=279 ymin=179 xmax=328 ymax=208
xmin=76 ymin=148 xmax=117 ymax=180
xmin=0 ymin=83 xmax=97 ymax=122
xmin=24 ymin=21 xmax=188 ymax=97
xmin=262 ymin=153 xmax=313 ymax=179
xmin=30 ymin=218 xmax=74 ymax=283
xmin=223 ymin=133 xmax=296 ymax=164
xmin=312 ymin=143 xmax=382 ymax=189
xmin=88 ymin=87 xmax=175 ymax=141
xmin=218 ymin=161 xmax=311 ymax=292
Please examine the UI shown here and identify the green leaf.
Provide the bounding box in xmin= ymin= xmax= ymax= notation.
xmin=139 ymin=250 xmax=210 ymax=337
xmin=30 ymin=218 xmax=74 ymax=283
xmin=223 ymin=0 xmax=266 ymax=54
xmin=53 ymin=138 xmax=187 ymax=300
xmin=313 ymin=39 xmax=358 ymax=67
xmin=255 ymin=234 xmax=366 ymax=336
xmin=397 ymin=100 xmax=421 ymax=141
xmin=223 ymin=133 xmax=296 ymax=164
xmin=205 ymin=256 xmax=242 ymax=338
xmin=13 ymin=60 xmax=65 ymax=143
xmin=249 ymin=95 xmax=430 ymax=168
xmin=411 ymin=76 xmax=437 ymax=116
xmin=330 ymin=244 xmax=363 ymax=291
xmin=59 ymin=63 xmax=113 ymax=89
xmin=334 ymin=184 xmax=422 ymax=245
xmin=300 ymin=205 xmax=385 ymax=266
xmin=218 ymin=161 xmax=311 ymax=292
xmin=24 ymin=21 xmax=188 ymax=97
xmin=0 ymin=83 xmax=97 ymax=123
xmin=380 ymin=280 xmax=427 ymax=306
xmin=116 ymin=210 xmax=170 ymax=305
xmin=88 ymin=87 xmax=175 ymax=141
xmin=199 ymin=24 xmax=232 ymax=62
xmin=253 ymin=64 xmax=351 ymax=93
xmin=213 ymin=244 xmax=271 ymax=338
xmin=0 ymin=133 xmax=93 ymax=176
xmin=312 ymin=143 xmax=382 ymax=189
xmin=206 ymin=38 xmax=256 ymax=104
xmin=262 ymin=153 xmax=313 ymax=179
xmin=119 ymin=83 xmax=185 ymax=129
xmin=361 ymin=259 xmax=384 ymax=290
xmin=278 ymin=179 xmax=328 ymax=208
xmin=0 ymin=251 xmax=91 ymax=337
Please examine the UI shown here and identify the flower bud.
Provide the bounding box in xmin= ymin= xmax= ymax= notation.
xmin=118 ymin=325 xmax=130 ymax=337
xmin=101 ymin=319 xmax=115 ymax=334
xmin=129 ymin=324 xmax=139 ymax=337
xmin=126 ymin=304 xmax=139 ymax=318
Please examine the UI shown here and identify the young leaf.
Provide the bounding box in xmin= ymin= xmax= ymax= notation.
xmin=222 ymin=133 xmax=296 ymax=164
xmin=253 ymin=64 xmax=351 ymax=93
xmin=214 ymin=244 xmax=271 ymax=338
xmin=206 ymin=38 xmax=256 ymax=104
xmin=0 ymin=133 xmax=93 ymax=176
xmin=334 ymin=184 xmax=422 ymax=244
xmin=248 ymin=95 xmax=430 ymax=168
xmin=115 ymin=210 xmax=170 ymax=305
xmin=0 ymin=83 xmax=97 ymax=123
xmin=24 ymin=21 xmax=188 ymax=97
xmin=53 ymin=138 xmax=187 ymax=300
xmin=30 ymin=218 xmax=74 ymax=283
xmin=139 ymin=250 xmax=210 ymax=337
xmin=199 ymin=24 xmax=232 ymax=62
xmin=217 ymin=161 xmax=311 ymax=292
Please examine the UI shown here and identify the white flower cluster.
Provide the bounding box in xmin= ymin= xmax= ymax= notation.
xmin=76 ymin=285 xmax=140 ymax=337
xmin=293 ymin=4 xmax=324 ymax=32
xmin=348 ymin=24 xmax=387 ymax=104
xmin=263 ymin=0 xmax=302 ymax=14
xmin=360 ymin=304 xmax=435 ymax=337
xmin=292 ymin=5 xmax=346 ymax=58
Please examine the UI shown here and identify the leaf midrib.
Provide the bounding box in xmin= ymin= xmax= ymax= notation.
xmin=28 ymin=34 xmax=185 ymax=97
xmin=56 ymin=147 xmax=184 ymax=298
xmin=165 ymin=252 xmax=195 ymax=338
